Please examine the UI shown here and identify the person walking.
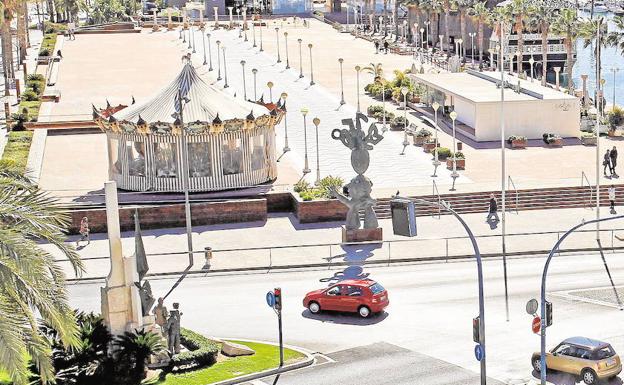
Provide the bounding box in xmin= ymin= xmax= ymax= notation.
xmin=486 ymin=194 xmax=499 ymax=222
xmin=374 ymin=40 xmax=380 ymax=54
xmin=383 ymin=39 xmax=389 ymax=54
xmin=609 ymin=185 xmax=617 ymax=212
xmin=76 ymin=217 xmax=90 ymax=246
xmin=610 ymin=146 xmax=618 ymax=176
xmin=604 ymin=149 xmax=612 ymax=177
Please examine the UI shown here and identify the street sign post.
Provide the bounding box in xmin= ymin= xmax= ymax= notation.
xmin=267 ymin=288 xmax=284 ymax=376
xmin=266 ymin=291 xmax=275 ymax=308
xmin=532 ymin=316 xmax=541 ymax=334
xmin=526 ymin=299 xmax=538 ymax=315
xmin=474 ymin=344 xmax=484 ymax=361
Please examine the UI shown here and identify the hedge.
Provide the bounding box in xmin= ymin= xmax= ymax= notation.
xmin=171 ymin=328 xmax=219 ymax=370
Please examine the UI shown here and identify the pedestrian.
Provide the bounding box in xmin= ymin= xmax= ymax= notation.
xmin=383 ymin=40 xmax=389 ymax=54
xmin=610 ymin=146 xmax=618 ymax=176
xmin=374 ymin=40 xmax=380 ymax=54
xmin=486 ymin=194 xmax=499 ymax=223
xmin=604 ymin=149 xmax=611 ymax=176
xmin=609 ymin=185 xmax=616 ymax=212
xmin=57 ymin=49 xmax=63 ymax=59
xmin=76 ymin=217 xmax=90 ymax=246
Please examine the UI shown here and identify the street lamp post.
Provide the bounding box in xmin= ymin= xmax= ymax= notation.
xmin=424 ymin=20 xmax=430 ymax=49
xmin=222 ymin=45 xmax=229 ymax=88
xmin=432 ymin=101 xmax=441 ymax=176
xmin=237 ymin=9 xmax=242 ymax=38
xmin=529 ymin=57 xmax=535 ymax=82
xmin=413 ymin=23 xmax=418 ymax=46
xmin=355 ymin=65 xmax=362 ymax=113
xmin=192 ymin=24 xmax=196 ymax=53
xmin=267 ymin=81 xmax=274 ymax=103
xmin=284 ymin=32 xmax=290 ymax=69
xmin=438 ymin=34 xmax=444 ymax=52
xmin=207 ymin=33 xmax=214 ymax=71
xmin=400 ymin=87 xmax=409 ymax=155
xmin=298 ymin=39 xmax=304 ymax=78
xmin=420 ymin=28 xmax=425 ymax=51
xmin=216 ymin=40 xmax=222 ymax=80
xmin=301 ymin=107 xmax=311 ymax=174
xmin=201 ymin=26 xmax=207 ymax=65
xmin=281 ymin=93 xmax=290 ymax=152
xmin=213 ymin=6 xmax=219 ymax=29
xmin=243 ymin=6 xmax=248 ymax=41
xmin=252 ymin=21 xmax=257 ymax=47
xmin=449 ymin=110 xmax=459 ymax=190
xmin=313 ymin=117 xmax=321 ymax=185
xmin=241 ymin=60 xmax=247 ymax=100
xmin=499 ymin=22 xmax=510 ymax=322
xmin=252 ymin=68 xmax=258 ymax=100
xmin=259 ymin=21 xmax=264 ymax=51
xmin=339 ymin=58 xmax=346 ymax=105
xmin=275 ymin=28 xmax=282 ymax=63
xmin=612 ymin=67 xmax=620 ymax=107
xmin=308 ymin=43 xmax=315 ymax=86
xmin=175 ymin=89 xmax=194 ymax=266
xmin=381 ymin=79 xmax=387 ymax=132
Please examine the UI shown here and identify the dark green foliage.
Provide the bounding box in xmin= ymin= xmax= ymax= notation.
xmin=26 ymin=79 xmax=45 ymax=95
xmin=436 ymin=147 xmax=452 ymax=159
xmin=171 ymin=329 xmax=219 ymax=370
xmin=295 ymin=176 xmax=344 ymax=201
xmin=21 ymin=90 xmax=40 ymax=102
xmin=116 ymin=329 xmax=165 ymax=383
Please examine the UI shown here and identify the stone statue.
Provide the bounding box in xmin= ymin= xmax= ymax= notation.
xmin=153 ymin=297 xmax=169 ymax=330
xmin=165 ymin=302 xmax=182 ymax=354
xmin=135 ymin=280 xmax=155 ymax=317
xmin=330 ymin=113 xmax=383 ymax=231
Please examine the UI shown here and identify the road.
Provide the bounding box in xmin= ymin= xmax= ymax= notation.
xmin=68 ymin=251 xmax=624 ymax=384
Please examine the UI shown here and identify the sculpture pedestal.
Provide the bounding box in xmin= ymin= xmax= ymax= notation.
xmin=342 ymin=226 xmax=383 ymax=243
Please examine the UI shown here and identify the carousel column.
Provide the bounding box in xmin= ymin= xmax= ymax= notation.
xmin=213 ymin=6 xmax=219 ymax=29
xmin=554 ymin=67 xmax=561 ymax=91
xmin=228 ymin=6 xmax=234 ymax=28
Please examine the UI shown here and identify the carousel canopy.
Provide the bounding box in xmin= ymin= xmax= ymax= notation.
xmin=113 ymin=62 xmax=267 ymax=124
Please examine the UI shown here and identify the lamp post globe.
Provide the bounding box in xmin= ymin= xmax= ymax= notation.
xmin=267 ymin=81 xmax=274 ymax=102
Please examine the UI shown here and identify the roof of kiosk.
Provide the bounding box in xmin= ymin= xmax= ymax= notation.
xmin=113 ymin=62 xmax=268 ymax=123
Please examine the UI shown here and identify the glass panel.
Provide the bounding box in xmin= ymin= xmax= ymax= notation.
xmin=250 ymin=135 xmax=265 ymax=170
xmin=222 ymin=138 xmax=243 ymax=175
xmin=108 ymin=137 xmax=120 ymax=174
xmin=188 ymin=142 xmax=212 ymax=177
xmin=346 ymin=286 xmax=362 ymax=297
xmin=153 ymin=142 xmax=178 ymax=178
xmin=326 ymin=286 xmax=341 ymax=296
xmin=126 ymin=141 xmax=146 ymax=177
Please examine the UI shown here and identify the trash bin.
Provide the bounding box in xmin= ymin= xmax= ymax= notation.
xmin=203 ymin=247 xmax=213 ymax=270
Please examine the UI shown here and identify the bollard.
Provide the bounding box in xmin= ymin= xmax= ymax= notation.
xmin=4 ymin=102 xmax=9 ymax=120
xmin=203 ymin=246 xmax=213 ymax=270
xmin=15 ymin=79 xmax=21 ymax=99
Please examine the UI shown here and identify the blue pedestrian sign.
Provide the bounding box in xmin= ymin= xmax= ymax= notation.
xmin=474 ymin=344 xmax=484 ymax=362
xmin=266 ymin=291 xmax=276 ymax=308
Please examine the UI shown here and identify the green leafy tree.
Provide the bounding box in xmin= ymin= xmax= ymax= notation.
xmin=0 ymin=172 xmax=84 ymax=385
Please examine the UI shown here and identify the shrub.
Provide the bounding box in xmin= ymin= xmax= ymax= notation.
xmin=392 ymin=116 xmax=408 ymax=127
xmin=294 ymin=180 xmax=310 ymax=193
xmin=27 ymin=79 xmax=45 ymax=95
xmin=27 ymin=74 xmax=45 ymax=82
xmin=367 ymin=105 xmax=385 ymax=115
xmin=373 ymin=110 xmax=394 ymax=122
xmin=581 ymin=131 xmax=597 ymax=138
xmin=11 ymin=109 xmax=30 ymax=130
xmin=295 ymin=175 xmax=343 ymax=200
xmin=39 ymin=48 xmax=50 ymax=57
xmin=21 ymin=90 xmax=40 ymax=102
xmin=415 ymin=128 xmax=432 ymax=138
xmin=451 ymin=151 xmax=465 ymax=159
xmin=171 ymin=328 xmax=219 ymax=369
xmin=506 ymin=135 xmax=527 ymax=144
xmin=436 ymin=147 xmax=452 ymax=159
xmin=607 ymin=106 xmax=624 ymax=128
xmin=542 ymin=133 xmax=561 ymax=144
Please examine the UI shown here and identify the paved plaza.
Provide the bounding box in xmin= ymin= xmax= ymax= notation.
xmin=38 ymin=20 xmax=624 ymax=199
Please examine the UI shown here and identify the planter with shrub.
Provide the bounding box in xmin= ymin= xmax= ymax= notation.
xmin=542 ymin=133 xmax=563 ymax=147
xmin=436 ymin=147 xmax=452 ymax=160
xmin=373 ymin=110 xmax=394 ymax=122
xmin=446 ymin=151 xmax=466 ymax=170
xmin=423 ymin=139 xmax=438 ymax=153
xmin=294 ymin=176 xmax=344 ymax=201
xmin=607 ymin=106 xmax=624 ymax=136
xmin=581 ymin=131 xmax=597 ymax=145
xmin=367 ymin=105 xmax=384 ymax=117
xmin=390 ymin=116 xmax=408 ymax=131
xmin=507 ymin=135 xmax=527 ymax=149
xmin=413 ymin=128 xmax=432 ymax=145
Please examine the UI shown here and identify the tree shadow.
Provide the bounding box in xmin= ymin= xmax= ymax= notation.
xmin=301 ymin=309 xmax=389 ymax=325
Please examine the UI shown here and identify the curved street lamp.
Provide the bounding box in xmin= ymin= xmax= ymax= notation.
xmin=308 ymin=43 xmax=315 ymax=86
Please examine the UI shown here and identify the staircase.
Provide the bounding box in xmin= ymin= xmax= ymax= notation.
xmin=371 ymin=185 xmax=619 ymax=219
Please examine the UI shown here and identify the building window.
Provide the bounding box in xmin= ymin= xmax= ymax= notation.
xmin=250 ymin=135 xmax=265 ymax=170
xmin=126 ymin=141 xmax=146 ymax=177
xmin=108 ymin=138 xmax=120 ymax=174
xmin=153 ymin=142 xmax=178 ymax=178
xmin=188 ymin=142 xmax=212 ymax=177
xmin=222 ymin=138 xmax=243 ymax=175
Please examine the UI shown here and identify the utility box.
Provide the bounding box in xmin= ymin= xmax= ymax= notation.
xmin=390 ymin=198 xmax=417 ymax=237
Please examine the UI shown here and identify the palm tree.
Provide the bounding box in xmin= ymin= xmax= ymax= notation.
xmin=552 ymin=8 xmax=581 ymax=93
xmin=0 ymin=171 xmax=84 ymax=385
xmin=606 ymin=15 xmax=624 ymax=53
xmin=115 ymin=329 xmax=165 ymax=383
xmin=529 ymin=0 xmax=556 ymax=86
xmin=579 ymin=16 xmax=608 ymax=105
xmin=456 ymin=0 xmax=473 ymax=58
xmin=469 ymin=0 xmax=489 ymax=64
xmin=441 ymin=0 xmax=452 ymax=51
xmin=510 ymin=0 xmax=530 ymax=73
xmin=1 ymin=0 xmax=17 ymax=96
xmin=487 ymin=5 xmax=512 ymax=69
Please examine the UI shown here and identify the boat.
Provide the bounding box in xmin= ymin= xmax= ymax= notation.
xmin=591 ymin=1 xmax=610 ymax=13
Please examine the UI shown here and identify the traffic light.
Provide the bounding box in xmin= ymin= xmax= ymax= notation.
xmin=472 ymin=316 xmax=481 ymax=343
xmin=391 ymin=198 xmax=417 ymax=237
xmin=274 ymin=287 xmax=282 ymax=311
xmin=545 ymin=301 xmax=552 ymax=327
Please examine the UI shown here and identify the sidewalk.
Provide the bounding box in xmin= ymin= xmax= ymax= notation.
xmin=49 ymin=205 xmax=624 ymax=281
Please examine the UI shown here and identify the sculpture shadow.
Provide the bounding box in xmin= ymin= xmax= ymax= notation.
xmin=532 ymin=369 xmax=623 ymax=385
xmin=301 ymin=309 xmax=388 ymax=326
xmin=319 ymin=243 xmax=383 ymax=283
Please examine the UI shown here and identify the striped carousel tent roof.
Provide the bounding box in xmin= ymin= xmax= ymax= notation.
xmin=113 ymin=62 xmax=267 ymax=123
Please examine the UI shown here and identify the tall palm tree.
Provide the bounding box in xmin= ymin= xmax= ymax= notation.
xmin=606 ymin=15 xmax=624 ymax=53
xmin=1 ymin=0 xmax=18 ymax=96
xmin=456 ymin=0 xmax=473 ymax=58
xmin=487 ymin=5 xmax=512 ymax=69
xmin=441 ymin=0 xmax=452 ymax=51
xmin=529 ymin=0 xmax=556 ymax=86
xmin=579 ymin=16 xmax=608 ymax=104
xmin=510 ymin=0 xmax=530 ymax=73
xmin=469 ymin=0 xmax=489 ymax=63
xmin=552 ymin=8 xmax=581 ymax=93
xmin=0 ymin=171 xmax=84 ymax=385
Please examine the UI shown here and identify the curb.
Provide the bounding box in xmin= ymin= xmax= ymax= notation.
xmin=66 ymin=245 xmax=624 ymax=283
xmin=209 ymin=339 xmax=315 ymax=385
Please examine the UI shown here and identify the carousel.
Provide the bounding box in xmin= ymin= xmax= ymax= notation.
xmin=94 ymin=61 xmax=283 ymax=192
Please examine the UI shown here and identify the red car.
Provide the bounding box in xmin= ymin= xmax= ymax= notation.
xmin=302 ymin=279 xmax=389 ymax=318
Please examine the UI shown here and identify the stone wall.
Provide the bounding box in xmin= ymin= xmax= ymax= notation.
xmin=68 ymin=198 xmax=267 ymax=234
xmin=293 ymin=196 xmax=347 ymax=223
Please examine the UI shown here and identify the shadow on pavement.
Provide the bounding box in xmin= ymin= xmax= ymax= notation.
xmin=301 ymin=309 xmax=389 ymax=325
xmin=319 ymin=265 xmax=370 ymax=283
xmin=531 ymin=370 xmax=623 ymax=385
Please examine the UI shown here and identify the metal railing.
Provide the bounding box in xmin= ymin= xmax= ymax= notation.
xmin=581 ymin=171 xmax=594 ymax=209
xmin=507 ymin=175 xmax=519 ymax=214
xmin=432 ymin=179 xmax=441 ymax=219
